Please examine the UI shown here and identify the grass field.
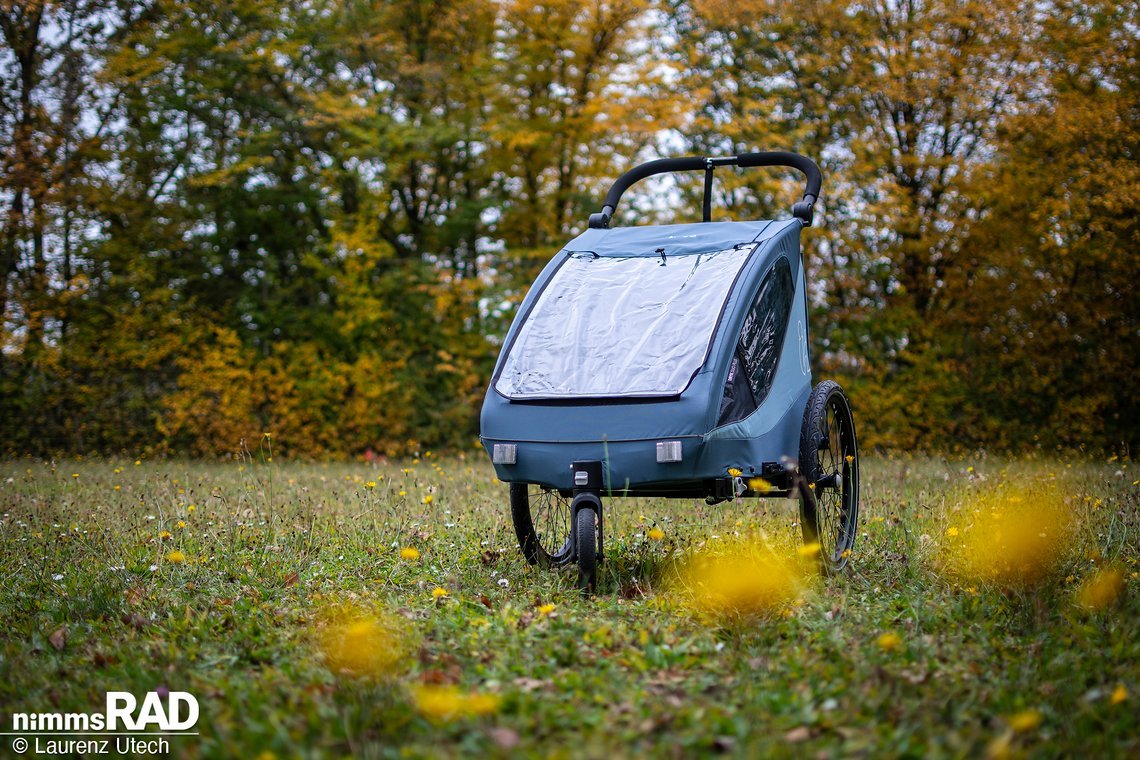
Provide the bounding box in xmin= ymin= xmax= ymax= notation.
xmin=0 ymin=452 xmax=1136 ymax=758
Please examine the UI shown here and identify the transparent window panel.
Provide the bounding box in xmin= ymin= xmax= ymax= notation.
xmin=495 ymin=245 xmax=756 ymax=399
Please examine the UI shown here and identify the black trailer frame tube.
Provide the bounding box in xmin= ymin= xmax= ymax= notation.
xmin=588 ymin=151 xmax=822 ymax=229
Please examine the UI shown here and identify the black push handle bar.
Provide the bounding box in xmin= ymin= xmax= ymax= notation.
xmin=587 ymin=151 xmax=822 ymax=229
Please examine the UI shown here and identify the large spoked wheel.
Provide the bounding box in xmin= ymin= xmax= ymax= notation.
xmin=509 ymin=483 xmax=574 ymax=568
xmin=799 ymin=380 xmax=860 ymax=574
xmin=575 ymin=504 xmax=599 ymax=593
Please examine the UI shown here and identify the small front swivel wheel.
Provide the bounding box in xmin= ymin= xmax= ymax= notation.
xmin=573 ymin=494 xmax=601 ymax=593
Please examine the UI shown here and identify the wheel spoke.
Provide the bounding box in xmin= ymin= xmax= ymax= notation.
xmin=530 ymin=488 xmax=570 ymax=558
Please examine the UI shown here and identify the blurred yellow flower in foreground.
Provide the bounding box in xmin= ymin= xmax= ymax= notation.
xmin=432 ymin=587 xmax=448 ymax=599
xmin=537 ymin=603 xmax=555 ymax=615
xmin=1076 ymin=567 xmax=1125 ymax=610
xmin=673 ymin=541 xmax=807 ymax=619
xmin=400 ymin=546 xmax=421 ymax=561
xmin=320 ymin=611 xmax=403 ymax=677
xmin=411 ymin=685 xmax=501 ymax=723
xmin=798 ymin=542 xmax=821 ymax=558
xmin=647 ymin=527 xmax=665 ymax=541
xmin=748 ymin=477 xmax=772 ymax=494
xmin=1110 ymin=684 xmax=1128 ymax=704
xmin=942 ymin=486 xmax=1072 ymax=589
xmin=876 ymin=631 xmax=903 ymax=652
xmin=1007 ymin=709 xmax=1042 ymax=732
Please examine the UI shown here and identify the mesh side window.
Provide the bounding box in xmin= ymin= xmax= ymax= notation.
xmin=718 ymin=257 xmax=794 ymax=425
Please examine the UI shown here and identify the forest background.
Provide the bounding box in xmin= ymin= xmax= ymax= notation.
xmin=1 ymin=0 xmax=1136 ymax=458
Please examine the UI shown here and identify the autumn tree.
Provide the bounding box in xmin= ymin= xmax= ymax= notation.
xmin=489 ymin=0 xmax=672 ymax=250
xmin=668 ymin=0 xmax=1043 ymax=447
xmin=951 ymin=0 xmax=1140 ymax=448
xmin=1 ymin=0 xmax=1134 ymax=455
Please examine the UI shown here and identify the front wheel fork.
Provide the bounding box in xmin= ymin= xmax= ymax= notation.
xmin=570 ymin=491 xmax=603 ymax=565
xmin=571 ymin=460 xmax=605 ymax=566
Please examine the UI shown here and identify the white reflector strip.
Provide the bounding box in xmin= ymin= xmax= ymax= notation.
xmin=492 ymin=444 xmax=517 ymax=465
xmin=656 ymin=441 xmax=683 ymax=463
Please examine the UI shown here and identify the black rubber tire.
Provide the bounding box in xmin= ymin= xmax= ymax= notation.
xmin=799 ymin=380 xmax=860 ymax=574
xmin=509 ymin=483 xmax=573 ymax=568
xmin=575 ymin=506 xmax=598 ymax=593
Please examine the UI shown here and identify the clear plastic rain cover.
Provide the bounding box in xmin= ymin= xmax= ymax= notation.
xmin=495 ymin=244 xmax=757 ymax=399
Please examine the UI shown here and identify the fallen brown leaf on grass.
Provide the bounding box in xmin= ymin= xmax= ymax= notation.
xmin=512 ymin=677 xmax=550 ymax=692
xmin=49 ymin=627 xmax=67 ymax=651
xmin=785 ymin=726 xmax=811 ymax=743
xmin=488 ymin=727 xmax=519 ymax=749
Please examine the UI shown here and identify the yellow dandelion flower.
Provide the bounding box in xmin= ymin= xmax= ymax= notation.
xmin=986 ymin=733 xmax=1013 ymax=759
xmin=134 ymin=460 xmax=141 ymax=466
xmin=727 ymin=467 xmax=743 ymax=477
xmin=113 ymin=485 xmax=121 ymax=491
xmin=400 ymin=547 xmax=421 ymax=561
xmin=423 ymin=494 xmax=434 ymax=505
xmin=942 ymin=485 xmax=1071 ymax=589
xmin=321 ymin=616 xmax=401 ymax=676
xmin=1110 ymin=684 xmax=1128 ymax=705
xmin=411 ymin=685 xmax=500 ymax=723
xmin=798 ymin=542 xmax=821 ymax=558
xmin=946 ymin=526 xmax=959 ymax=537
xmin=1076 ymin=568 xmax=1125 ymax=610
xmin=675 ymin=542 xmax=805 ymax=618
xmin=176 ymin=520 xmax=187 ymax=529
xmin=399 ymin=490 xmax=407 ymax=497
xmin=748 ymin=477 xmax=772 ymax=494
xmin=188 ymin=504 xmax=196 ymax=513
xmin=845 ymin=454 xmax=854 ymax=464
xmin=1007 ymin=709 xmax=1042 ymax=732
xmin=537 ymin=603 xmax=555 ymax=615
xmin=365 ymin=481 xmax=377 ymax=489
xmin=432 ymin=587 xmax=448 ymax=599
xmin=647 ymin=527 xmax=665 ymax=541
xmin=71 ymin=473 xmax=79 ymax=479
xmin=166 ymin=550 xmax=186 ymax=564
xmin=159 ymin=530 xmax=172 ymax=540
xmin=876 ymin=631 xmax=903 ymax=652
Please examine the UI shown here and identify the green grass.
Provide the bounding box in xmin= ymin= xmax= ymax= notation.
xmin=0 ymin=453 xmax=1137 ymax=758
